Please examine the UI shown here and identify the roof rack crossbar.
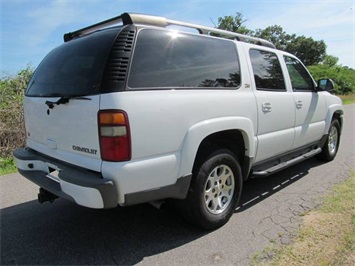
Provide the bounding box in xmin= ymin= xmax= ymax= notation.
xmin=63 ymin=12 xmax=275 ymax=48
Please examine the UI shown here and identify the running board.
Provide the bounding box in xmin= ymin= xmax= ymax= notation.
xmin=252 ymin=148 xmax=322 ymax=177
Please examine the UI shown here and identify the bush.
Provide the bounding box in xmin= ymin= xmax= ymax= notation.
xmin=308 ymin=64 xmax=355 ymax=95
xmin=0 ymin=67 xmax=34 ymax=158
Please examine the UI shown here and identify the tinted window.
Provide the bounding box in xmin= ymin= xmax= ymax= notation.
xmin=26 ymin=28 xmax=120 ymax=97
xmin=284 ymin=56 xmax=314 ymax=91
xmin=249 ymin=49 xmax=286 ymax=91
xmin=128 ymin=29 xmax=240 ymax=89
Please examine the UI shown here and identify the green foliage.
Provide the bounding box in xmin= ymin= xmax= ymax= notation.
xmin=253 ymin=25 xmax=326 ymax=66
xmin=253 ymin=25 xmax=295 ymax=51
xmin=0 ymin=67 xmax=33 ymax=107
xmin=217 ymin=12 xmax=253 ymax=35
xmin=0 ymin=66 xmax=34 ymax=158
xmin=0 ymin=157 xmax=17 ymax=175
xmin=286 ymin=36 xmax=326 ymax=66
xmin=218 ymin=16 xmax=327 ymax=66
xmin=323 ymin=55 xmax=339 ymax=67
xmin=308 ymin=64 xmax=355 ymax=95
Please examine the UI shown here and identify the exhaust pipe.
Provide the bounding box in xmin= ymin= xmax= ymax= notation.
xmin=38 ymin=188 xmax=58 ymax=203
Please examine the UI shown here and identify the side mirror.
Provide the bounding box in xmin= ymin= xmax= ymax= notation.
xmin=317 ymin=78 xmax=334 ymax=91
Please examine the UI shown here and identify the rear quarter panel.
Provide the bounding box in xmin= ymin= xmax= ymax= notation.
xmin=100 ymin=89 xmax=257 ymax=203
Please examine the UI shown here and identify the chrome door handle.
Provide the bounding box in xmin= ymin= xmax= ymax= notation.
xmin=262 ymin=102 xmax=272 ymax=112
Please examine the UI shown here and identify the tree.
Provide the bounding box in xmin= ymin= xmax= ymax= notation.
xmin=217 ymin=11 xmax=328 ymax=66
xmin=286 ymin=36 xmax=326 ymax=66
xmin=253 ymin=25 xmax=295 ymax=51
xmin=323 ymin=55 xmax=339 ymax=67
xmin=254 ymin=25 xmax=326 ymax=66
xmin=217 ymin=12 xmax=252 ymax=35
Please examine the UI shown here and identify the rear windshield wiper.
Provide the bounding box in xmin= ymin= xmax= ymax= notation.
xmin=45 ymin=96 xmax=91 ymax=109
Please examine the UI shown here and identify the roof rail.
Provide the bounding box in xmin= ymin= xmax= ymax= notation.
xmin=63 ymin=12 xmax=276 ymax=49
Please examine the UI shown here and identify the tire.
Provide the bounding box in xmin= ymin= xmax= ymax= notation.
xmin=318 ymin=119 xmax=341 ymax=161
xmin=177 ymin=149 xmax=243 ymax=230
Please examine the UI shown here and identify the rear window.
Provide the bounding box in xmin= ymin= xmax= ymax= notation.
xmin=128 ymin=29 xmax=240 ymax=89
xmin=26 ymin=28 xmax=120 ymax=97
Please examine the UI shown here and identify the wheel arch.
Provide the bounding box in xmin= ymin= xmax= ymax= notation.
xmin=324 ymin=104 xmax=344 ymax=135
xmin=178 ymin=117 xmax=255 ymax=181
xmin=332 ymin=110 xmax=344 ymax=134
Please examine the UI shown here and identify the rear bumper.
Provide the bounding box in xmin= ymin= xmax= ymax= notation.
xmin=13 ymin=148 xmax=118 ymax=209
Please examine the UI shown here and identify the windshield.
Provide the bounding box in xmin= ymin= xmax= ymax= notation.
xmin=26 ymin=28 xmax=121 ymax=97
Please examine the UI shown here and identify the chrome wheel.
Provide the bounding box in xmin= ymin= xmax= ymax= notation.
xmin=317 ymin=119 xmax=341 ymax=162
xmin=176 ymin=149 xmax=242 ymax=229
xmin=328 ymin=125 xmax=338 ymax=156
xmin=204 ymin=164 xmax=235 ymax=214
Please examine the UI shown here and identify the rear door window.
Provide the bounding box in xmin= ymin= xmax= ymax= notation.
xmin=128 ymin=29 xmax=240 ymax=89
xmin=26 ymin=28 xmax=120 ymax=97
xmin=249 ymin=49 xmax=286 ymax=91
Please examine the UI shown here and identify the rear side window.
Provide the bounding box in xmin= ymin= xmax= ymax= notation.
xmin=26 ymin=28 xmax=120 ymax=97
xmin=128 ymin=29 xmax=240 ymax=89
xmin=249 ymin=49 xmax=286 ymax=91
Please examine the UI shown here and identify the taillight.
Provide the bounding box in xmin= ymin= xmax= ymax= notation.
xmin=98 ymin=110 xmax=131 ymax=161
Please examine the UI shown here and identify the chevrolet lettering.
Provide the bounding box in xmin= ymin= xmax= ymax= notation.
xmin=72 ymin=146 xmax=97 ymax=155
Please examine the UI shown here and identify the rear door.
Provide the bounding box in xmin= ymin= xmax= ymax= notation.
xmin=24 ymin=28 xmax=121 ymax=171
xmin=247 ymin=48 xmax=296 ymax=163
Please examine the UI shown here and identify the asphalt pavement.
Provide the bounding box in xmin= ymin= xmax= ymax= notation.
xmin=1 ymin=104 xmax=354 ymax=265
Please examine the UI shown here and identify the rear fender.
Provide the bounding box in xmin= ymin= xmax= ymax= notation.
xmin=178 ymin=117 xmax=255 ymax=177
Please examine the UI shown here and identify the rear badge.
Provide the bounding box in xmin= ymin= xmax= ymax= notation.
xmin=72 ymin=145 xmax=97 ymax=155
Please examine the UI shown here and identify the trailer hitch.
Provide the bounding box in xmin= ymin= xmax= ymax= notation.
xmin=38 ymin=188 xmax=58 ymax=203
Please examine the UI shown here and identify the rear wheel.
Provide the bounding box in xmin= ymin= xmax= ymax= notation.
xmin=318 ymin=119 xmax=340 ymax=161
xmin=177 ymin=149 xmax=243 ymax=230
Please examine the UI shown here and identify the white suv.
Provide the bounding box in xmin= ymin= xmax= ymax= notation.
xmin=14 ymin=13 xmax=344 ymax=229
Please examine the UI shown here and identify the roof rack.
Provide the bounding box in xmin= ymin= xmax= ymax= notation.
xmin=63 ymin=12 xmax=276 ymax=49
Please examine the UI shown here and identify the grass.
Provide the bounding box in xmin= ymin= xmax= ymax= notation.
xmin=0 ymin=157 xmax=17 ymax=176
xmin=340 ymin=93 xmax=355 ymax=105
xmin=252 ymin=171 xmax=355 ymax=265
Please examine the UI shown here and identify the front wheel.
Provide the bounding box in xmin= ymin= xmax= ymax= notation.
xmin=318 ymin=119 xmax=341 ymax=161
xmin=177 ymin=149 xmax=243 ymax=230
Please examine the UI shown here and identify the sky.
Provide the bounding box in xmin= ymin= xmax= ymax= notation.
xmin=1 ymin=0 xmax=354 ymax=77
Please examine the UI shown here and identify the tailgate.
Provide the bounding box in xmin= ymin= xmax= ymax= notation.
xmin=24 ymin=96 xmax=102 ymax=172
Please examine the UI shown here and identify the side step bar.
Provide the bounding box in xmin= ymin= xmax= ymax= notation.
xmin=252 ymin=148 xmax=322 ymax=177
